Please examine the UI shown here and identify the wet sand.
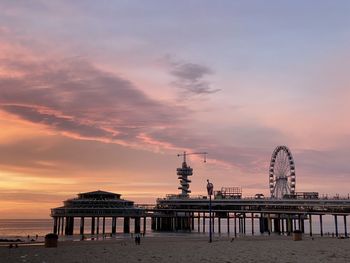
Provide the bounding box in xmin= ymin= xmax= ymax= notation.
xmin=1 ymin=235 xmax=349 ymax=263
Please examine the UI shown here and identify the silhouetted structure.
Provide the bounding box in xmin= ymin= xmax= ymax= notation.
xmin=51 ymin=147 xmax=350 ymax=239
xmin=51 ymin=190 xmax=145 ymax=236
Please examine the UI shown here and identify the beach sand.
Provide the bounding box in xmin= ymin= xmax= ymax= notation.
xmin=1 ymin=235 xmax=349 ymax=263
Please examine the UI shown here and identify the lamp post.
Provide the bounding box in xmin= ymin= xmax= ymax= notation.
xmin=207 ymin=179 xmax=214 ymax=243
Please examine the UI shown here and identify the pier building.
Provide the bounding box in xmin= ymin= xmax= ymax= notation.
xmin=51 ymin=190 xmax=145 ymax=236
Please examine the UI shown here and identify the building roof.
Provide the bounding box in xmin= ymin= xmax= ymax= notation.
xmin=77 ymin=190 xmax=121 ymax=200
xmin=79 ymin=190 xmax=121 ymax=196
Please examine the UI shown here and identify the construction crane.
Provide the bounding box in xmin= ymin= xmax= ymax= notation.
xmin=176 ymin=151 xmax=208 ymax=197
xmin=177 ymin=151 xmax=208 ymax=163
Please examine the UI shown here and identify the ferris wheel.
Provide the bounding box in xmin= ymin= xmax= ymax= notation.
xmin=269 ymin=146 xmax=296 ymax=198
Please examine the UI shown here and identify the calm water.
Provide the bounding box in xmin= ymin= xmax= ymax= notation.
xmin=0 ymin=215 xmax=345 ymax=239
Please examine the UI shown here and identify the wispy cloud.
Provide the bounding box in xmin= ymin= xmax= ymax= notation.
xmin=165 ymin=56 xmax=220 ymax=95
xmin=0 ymin=57 xmax=187 ymax=148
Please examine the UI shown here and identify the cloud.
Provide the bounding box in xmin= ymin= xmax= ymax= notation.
xmin=0 ymin=57 xmax=187 ymax=148
xmin=165 ymin=57 xmax=220 ymax=95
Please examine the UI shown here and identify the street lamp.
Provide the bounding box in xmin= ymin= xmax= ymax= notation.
xmin=206 ymin=179 xmax=214 ymax=243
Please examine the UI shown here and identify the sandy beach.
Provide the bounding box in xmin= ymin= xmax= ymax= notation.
xmin=1 ymin=235 xmax=349 ymax=263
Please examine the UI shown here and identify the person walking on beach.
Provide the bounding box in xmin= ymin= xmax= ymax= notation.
xmin=135 ymin=233 xmax=141 ymax=245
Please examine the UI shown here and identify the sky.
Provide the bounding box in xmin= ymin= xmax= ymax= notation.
xmin=1 ymin=0 xmax=350 ymax=218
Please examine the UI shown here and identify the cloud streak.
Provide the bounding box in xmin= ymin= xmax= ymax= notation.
xmin=0 ymin=57 xmax=187 ymax=148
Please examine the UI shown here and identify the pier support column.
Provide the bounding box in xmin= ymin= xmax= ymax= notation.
xmin=91 ymin=217 xmax=95 ymax=235
xmin=156 ymin=217 xmax=161 ymax=231
xmin=301 ymin=218 xmax=305 ymax=233
xmin=112 ymin=217 xmax=117 ymax=234
xmin=135 ymin=217 xmax=141 ymax=233
xmin=334 ymin=215 xmax=339 ymax=237
xmin=320 ymin=215 xmax=323 ymax=237
xmin=102 ymin=217 xmax=105 ymax=235
xmin=80 ymin=217 xmax=85 ymax=235
xmin=234 ymin=213 xmax=237 ymax=237
xmin=309 ymin=214 xmax=312 ymax=237
xmin=124 ymin=217 xmax=130 ymax=233
xmin=227 ymin=213 xmax=230 ymax=234
xmin=191 ymin=213 xmax=195 ymax=231
xmin=151 ymin=217 xmax=156 ymax=231
xmin=198 ymin=213 xmax=200 ymax=232
xmin=344 ymin=216 xmax=348 ymax=238
xmin=70 ymin=217 xmax=74 ymax=235
xmin=259 ymin=215 xmax=264 ymax=234
xmin=65 ymin=217 xmax=74 ymax=235
xmin=176 ymin=214 xmax=180 ymax=231
xmin=238 ymin=217 xmax=241 ymax=233
xmin=281 ymin=218 xmax=285 ymax=234
xmin=287 ymin=216 xmax=292 ymax=235
xmin=203 ymin=213 xmax=205 ymax=232
xmin=53 ymin=217 xmax=58 ymax=234
xmin=61 ymin=217 xmax=65 ymax=235
xmin=143 ymin=217 xmax=147 ymax=235
xmin=96 ymin=217 xmax=100 ymax=235
xmin=267 ymin=214 xmax=272 ymax=234
xmin=65 ymin=217 xmax=68 ymax=235
xmin=274 ymin=216 xmax=280 ymax=234
xmin=57 ymin=217 xmax=61 ymax=235
xmin=243 ymin=213 xmax=246 ymax=235
xmin=251 ymin=213 xmax=254 ymax=235
xmin=218 ymin=217 xmax=221 ymax=234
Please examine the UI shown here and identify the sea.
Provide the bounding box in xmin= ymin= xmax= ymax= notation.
xmin=0 ymin=215 xmax=345 ymax=240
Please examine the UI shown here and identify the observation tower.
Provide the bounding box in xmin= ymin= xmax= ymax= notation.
xmin=176 ymin=151 xmax=207 ymax=197
xmin=177 ymin=154 xmax=193 ymax=197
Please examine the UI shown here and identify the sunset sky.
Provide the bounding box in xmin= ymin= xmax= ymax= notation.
xmin=1 ymin=1 xmax=350 ymax=218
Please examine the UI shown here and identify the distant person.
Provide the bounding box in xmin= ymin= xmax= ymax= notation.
xmin=135 ymin=233 xmax=141 ymax=245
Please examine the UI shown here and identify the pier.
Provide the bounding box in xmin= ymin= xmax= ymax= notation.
xmin=150 ymin=195 xmax=350 ymax=237
xmin=51 ymin=191 xmax=350 ymax=237
xmin=50 ymin=147 xmax=350 ymax=238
